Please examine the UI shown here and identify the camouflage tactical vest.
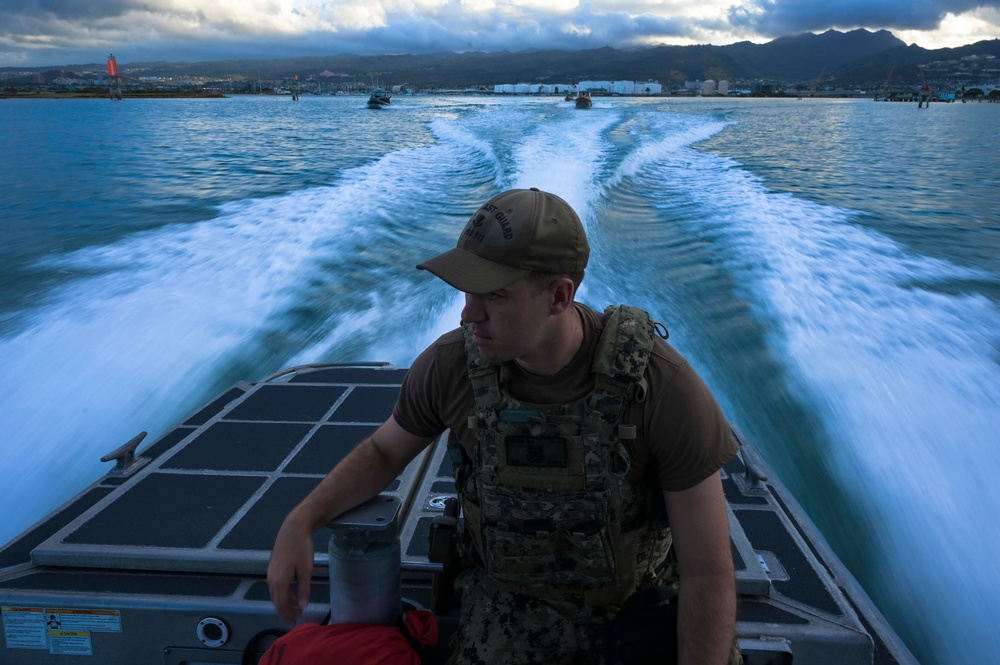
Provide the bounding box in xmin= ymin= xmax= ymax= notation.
xmin=455 ymin=305 xmax=672 ymax=607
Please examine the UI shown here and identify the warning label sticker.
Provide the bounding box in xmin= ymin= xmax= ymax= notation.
xmin=48 ymin=631 xmax=93 ymax=656
xmin=3 ymin=606 xmax=121 ymax=652
xmin=2 ymin=606 xmax=48 ymax=649
xmin=44 ymin=608 xmax=121 ymax=633
xmin=49 ymin=630 xmax=94 ymax=656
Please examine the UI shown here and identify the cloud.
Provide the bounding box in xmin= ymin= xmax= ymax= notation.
xmin=0 ymin=0 xmax=702 ymax=65
xmin=728 ymin=0 xmax=1000 ymax=36
xmin=0 ymin=0 xmax=997 ymax=67
xmin=896 ymin=6 xmax=1000 ymax=47
xmin=275 ymin=6 xmax=695 ymax=61
xmin=0 ymin=0 xmax=136 ymax=21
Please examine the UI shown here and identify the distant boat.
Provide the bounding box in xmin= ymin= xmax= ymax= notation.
xmin=367 ymin=88 xmax=392 ymax=109
xmin=575 ymin=92 xmax=592 ymax=109
xmin=564 ymin=92 xmax=576 ymax=102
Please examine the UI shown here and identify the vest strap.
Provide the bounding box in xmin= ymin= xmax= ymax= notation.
xmin=464 ymin=325 xmax=503 ymax=413
xmin=589 ymin=305 xmax=655 ymax=424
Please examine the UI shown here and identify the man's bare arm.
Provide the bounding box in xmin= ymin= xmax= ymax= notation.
xmin=267 ymin=416 xmax=436 ymax=623
xmin=664 ymin=471 xmax=737 ymax=665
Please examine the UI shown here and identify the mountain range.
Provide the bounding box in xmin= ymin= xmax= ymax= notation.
xmin=5 ymin=30 xmax=1000 ymax=89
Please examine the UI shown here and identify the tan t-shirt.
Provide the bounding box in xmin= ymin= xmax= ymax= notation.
xmin=393 ymin=303 xmax=738 ymax=491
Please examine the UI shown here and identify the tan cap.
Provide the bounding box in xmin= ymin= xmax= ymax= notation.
xmin=417 ymin=188 xmax=589 ymax=293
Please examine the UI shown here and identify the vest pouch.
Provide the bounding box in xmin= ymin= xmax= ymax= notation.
xmin=480 ymin=484 xmax=619 ymax=591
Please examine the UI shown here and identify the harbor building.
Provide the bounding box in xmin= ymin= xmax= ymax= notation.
xmin=493 ymin=80 xmax=661 ymax=95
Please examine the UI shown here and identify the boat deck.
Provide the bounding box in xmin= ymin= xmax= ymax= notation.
xmin=0 ymin=363 xmax=916 ymax=663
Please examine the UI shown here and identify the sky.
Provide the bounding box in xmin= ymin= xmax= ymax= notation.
xmin=1 ymin=0 xmax=998 ymax=68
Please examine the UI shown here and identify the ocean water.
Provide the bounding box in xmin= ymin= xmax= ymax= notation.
xmin=1 ymin=94 xmax=998 ymax=664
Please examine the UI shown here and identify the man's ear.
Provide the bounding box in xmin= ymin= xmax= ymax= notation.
xmin=549 ymin=277 xmax=576 ymax=315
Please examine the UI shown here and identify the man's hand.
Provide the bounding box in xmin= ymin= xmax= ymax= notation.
xmin=267 ymin=513 xmax=315 ymax=624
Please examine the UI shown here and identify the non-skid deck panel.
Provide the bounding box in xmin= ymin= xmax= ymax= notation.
xmin=135 ymin=426 xmax=197 ymax=464
xmin=287 ymin=366 xmax=409 ymax=385
xmin=734 ymin=508 xmax=842 ymax=616
xmin=223 ymin=384 xmax=347 ymax=422
xmin=723 ymin=453 xmax=746 ymax=475
xmin=437 ymin=451 xmax=454 ymax=477
xmin=731 ymin=540 xmax=747 ymax=572
xmin=738 ymin=600 xmax=811 ymax=626
xmin=331 ymin=386 xmax=402 ymax=423
xmin=215 ymin=476 xmax=398 ymax=553
xmin=183 ymin=387 xmax=248 ymax=426
xmin=30 ymin=370 xmax=424 ymax=577
xmin=283 ymin=425 xmax=381 ymax=474
xmin=161 ymin=421 xmax=314 ymax=471
xmin=767 ymin=485 xmax=837 ymax=582
xmin=0 ymin=486 xmax=115 ymax=570
xmin=64 ymin=474 xmax=267 ymax=548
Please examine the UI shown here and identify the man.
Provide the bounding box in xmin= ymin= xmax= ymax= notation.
xmin=268 ymin=188 xmax=739 ymax=664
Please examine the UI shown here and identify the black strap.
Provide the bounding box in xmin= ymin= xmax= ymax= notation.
xmin=621 ymin=584 xmax=677 ymax=611
xmin=241 ymin=628 xmax=287 ymax=665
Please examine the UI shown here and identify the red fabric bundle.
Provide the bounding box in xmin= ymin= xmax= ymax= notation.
xmin=261 ymin=610 xmax=438 ymax=664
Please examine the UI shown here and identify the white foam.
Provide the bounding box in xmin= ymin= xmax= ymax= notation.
xmin=4 ymin=102 xmax=996 ymax=664
xmin=612 ymin=112 xmax=730 ymax=185
xmin=0 ymin=113 xmax=504 ymax=543
xmin=0 ymin=184 xmax=357 ymax=540
xmin=633 ymin=133 xmax=1000 ymax=664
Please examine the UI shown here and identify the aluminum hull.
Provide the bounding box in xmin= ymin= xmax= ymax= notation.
xmin=0 ymin=363 xmax=917 ymax=664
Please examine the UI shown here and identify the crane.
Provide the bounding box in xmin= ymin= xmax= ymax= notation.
xmin=877 ymin=63 xmax=896 ymax=101
xmin=809 ymin=66 xmax=826 ymax=97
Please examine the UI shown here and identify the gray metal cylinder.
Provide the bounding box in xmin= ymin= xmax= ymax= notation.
xmin=326 ymin=495 xmax=402 ymax=626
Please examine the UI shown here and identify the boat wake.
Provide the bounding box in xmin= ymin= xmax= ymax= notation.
xmin=2 ymin=99 xmax=997 ymax=665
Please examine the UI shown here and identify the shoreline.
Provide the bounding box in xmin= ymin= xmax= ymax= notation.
xmin=4 ymin=91 xmax=995 ymax=103
xmin=0 ymin=90 xmax=227 ymax=99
